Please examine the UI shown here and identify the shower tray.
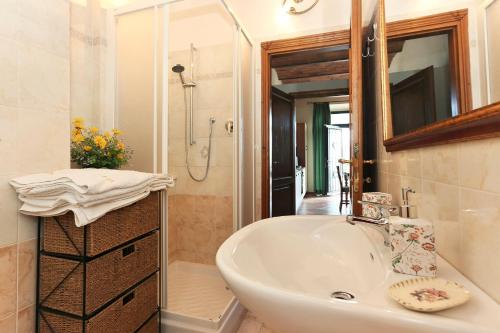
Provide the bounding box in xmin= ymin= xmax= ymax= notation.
xmin=162 ymin=261 xmax=245 ymax=333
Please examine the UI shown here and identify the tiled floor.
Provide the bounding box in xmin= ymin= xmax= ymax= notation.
xmin=236 ymin=312 xmax=274 ymax=333
xmin=296 ymin=192 xmax=351 ymax=215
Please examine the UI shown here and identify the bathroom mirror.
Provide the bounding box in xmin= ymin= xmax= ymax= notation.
xmin=379 ymin=7 xmax=500 ymax=152
xmin=388 ymin=33 xmax=456 ymax=137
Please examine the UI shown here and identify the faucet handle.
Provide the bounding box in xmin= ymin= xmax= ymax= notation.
xmin=357 ymin=201 xmax=400 ymax=218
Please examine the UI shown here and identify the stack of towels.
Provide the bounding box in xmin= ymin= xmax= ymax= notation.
xmin=10 ymin=169 xmax=174 ymax=227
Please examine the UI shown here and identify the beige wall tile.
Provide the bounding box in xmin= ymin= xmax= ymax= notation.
xmin=17 ymin=0 xmax=47 ymax=24
xmin=377 ymin=133 xmax=500 ymax=303
xmin=0 ymin=313 xmax=16 ymax=333
xmin=0 ymin=245 xmax=17 ymax=319
xmin=18 ymin=44 xmax=70 ymax=112
xmin=215 ymin=137 xmax=234 ymax=167
xmin=0 ymin=39 xmax=18 ymax=108
xmin=377 ymin=171 xmax=389 ymax=193
xmin=387 ymin=174 xmax=402 ymax=205
xmin=459 ymin=138 xmax=500 ymax=195
xmin=169 ymin=195 xmax=233 ymax=266
xmin=18 ymin=239 xmax=37 ymax=309
xmin=421 ymin=144 xmax=459 ymax=185
xmin=0 ymin=0 xmax=70 ymax=331
xmin=17 ymin=305 xmax=35 ymax=333
xmin=0 ymin=107 xmax=18 ymax=176
xmin=377 ymin=143 xmax=390 ymax=174
xmin=421 ymin=181 xmax=461 ymax=265
xmin=388 ymin=151 xmax=407 ymax=176
xmin=0 ymin=174 xmax=19 ymax=247
xmin=16 ymin=108 xmax=70 ymax=175
xmin=459 ymin=188 xmax=500 ymax=302
xmin=406 ymin=149 xmax=422 ymax=178
xmin=0 ymin=1 xmax=19 ymax=41
xmin=17 ymin=214 xmax=37 ymax=244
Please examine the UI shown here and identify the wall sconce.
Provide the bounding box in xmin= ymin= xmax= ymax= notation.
xmin=282 ymin=0 xmax=319 ymax=15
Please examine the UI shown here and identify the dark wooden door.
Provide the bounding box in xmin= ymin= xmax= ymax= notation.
xmin=391 ymin=66 xmax=436 ymax=136
xmin=271 ymin=87 xmax=295 ymax=217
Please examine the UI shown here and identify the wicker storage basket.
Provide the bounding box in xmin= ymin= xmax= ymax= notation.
xmin=39 ymin=274 xmax=158 ymax=333
xmin=137 ymin=313 xmax=159 ymax=333
xmin=43 ymin=192 xmax=160 ymax=257
xmin=40 ymin=232 xmax=158 ymax=316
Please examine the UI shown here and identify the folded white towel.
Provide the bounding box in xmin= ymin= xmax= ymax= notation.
xmin=10 ymin=168 xmax=170 ymax=195
xmin=19 ymin=190 xmax=151 ymax=227
xmin=10 ymin=169 xmax=175 ymax=227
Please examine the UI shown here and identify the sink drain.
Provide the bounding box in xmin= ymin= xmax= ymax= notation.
xmin=331 ymin=291 xmax=355 ymax=300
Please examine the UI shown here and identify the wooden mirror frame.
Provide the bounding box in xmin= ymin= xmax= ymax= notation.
xmin=382 ymin=10 xmax=500 ymax=152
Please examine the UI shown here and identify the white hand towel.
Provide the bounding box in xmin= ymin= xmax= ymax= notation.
xmin=10 ymin=169 xmax=164 ymax=195
xmin=19 ymin=190 xmax=151 ymax=227
xmin=10 ymin=169 xmax=175 ymax=227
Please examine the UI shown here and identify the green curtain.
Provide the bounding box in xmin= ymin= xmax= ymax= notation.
xmin=313 ymin=103 xmax=330 ymax=195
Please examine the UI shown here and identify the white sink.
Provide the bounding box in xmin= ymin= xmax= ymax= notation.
xmin=216 ymin=215 xmax=500 ymax=333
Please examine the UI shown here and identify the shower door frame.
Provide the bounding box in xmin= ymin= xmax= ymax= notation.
xmin=110 ymin=0 xmax=255 ymax=310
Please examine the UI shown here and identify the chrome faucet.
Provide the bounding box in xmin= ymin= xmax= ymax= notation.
xmin=346 ymin=201 xmax=400 ymax=247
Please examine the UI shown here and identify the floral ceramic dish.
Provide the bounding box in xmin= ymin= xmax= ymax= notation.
xmin=388 ymin=277 xmax=471 ymax=312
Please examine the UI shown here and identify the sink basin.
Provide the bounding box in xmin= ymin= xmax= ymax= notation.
xmin=216 ymin=215 xmax=500 ymax=333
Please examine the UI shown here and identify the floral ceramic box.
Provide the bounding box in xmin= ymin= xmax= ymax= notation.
xmin=390 ymin=217 xmax=437 ymax=277
xmin=362 ymin=192 xmax=392 ymax=219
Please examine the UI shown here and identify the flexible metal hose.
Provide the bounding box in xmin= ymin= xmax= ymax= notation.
xmin=182 ymin=87 xmax=214 ymax=182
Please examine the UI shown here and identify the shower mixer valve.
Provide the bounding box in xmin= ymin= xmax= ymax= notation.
xmin=225 ymin=119 xmax=234 ymax=134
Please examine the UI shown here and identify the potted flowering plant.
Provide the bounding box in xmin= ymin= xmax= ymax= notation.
xmin=70 ymin=117 xmax=132 ymax=169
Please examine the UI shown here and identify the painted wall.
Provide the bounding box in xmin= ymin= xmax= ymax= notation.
xmin=295 ymin=100 xmax=314 ymax=193
xmin=0 ymin=0 xmax=70 ymax=330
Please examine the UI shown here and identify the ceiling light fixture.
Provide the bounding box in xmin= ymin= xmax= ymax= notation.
xmin=282 ymin=0 xmax=319 ymax=15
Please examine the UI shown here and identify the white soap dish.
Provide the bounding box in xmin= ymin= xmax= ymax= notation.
xmin=388 ymin=277 xmax=471 ymax=312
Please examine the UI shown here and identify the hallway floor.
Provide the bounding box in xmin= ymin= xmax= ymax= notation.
xmin=296 ymin=192 xmax=351 ymax=215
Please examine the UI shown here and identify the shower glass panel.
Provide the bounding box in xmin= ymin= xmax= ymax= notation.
xmin=94 ymin=0 xmax=253 ymax=330
xmin=239 ymin=31 xmax=255 ymax=227
xmin=115 ymin=6 xmax=166 ymax=173
xmin=166 ymin=0 xmax=240 ymax=331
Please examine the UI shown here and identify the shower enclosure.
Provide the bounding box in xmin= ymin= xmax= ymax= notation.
xmin=69 ymin=0 xmax=254 ymax=332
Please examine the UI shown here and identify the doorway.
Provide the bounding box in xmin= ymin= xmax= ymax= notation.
xmin=262 ymin=30 xmax=360 ymax=217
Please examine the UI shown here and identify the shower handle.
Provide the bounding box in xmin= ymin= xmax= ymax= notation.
xmin=189 ymin=85 xmax=195 ymax=145
xmin=189 ymin=43 xmax=197 ymax=146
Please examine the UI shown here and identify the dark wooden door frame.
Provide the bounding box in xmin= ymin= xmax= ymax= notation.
xmin=261 ymin=30 xmax=350 ymax=219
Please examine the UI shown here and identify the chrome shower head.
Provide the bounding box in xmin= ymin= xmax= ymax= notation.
xmin=172 ymin=64 xmax=185 ymax=73
xmin=172 ymin=64 xmax=195 ymax=87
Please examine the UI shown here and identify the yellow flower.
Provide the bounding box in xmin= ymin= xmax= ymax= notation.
xmin=112 ymin=128 xmax=123 ymax=136
xmin=83 ymin=145 xmax=92 ymax=152
xmin=90 ymin=127 xmax=99 ymax=134
xmin=93 ymin=135 xmax=107 ymax=149
xmin=72 ymin=133 xmax=85 ymax=143
xmin=116 ymin=141 xmax=126 ymax=151
xmin=71 ymin=128 xmax=81 ymax=136
xmin=117 ymin=153 xmax=124 ymax=160
xmin=104 ymin=131 xmax=112 ymax=139
xmin=72 ymin=117 xmax=85 ymax=129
